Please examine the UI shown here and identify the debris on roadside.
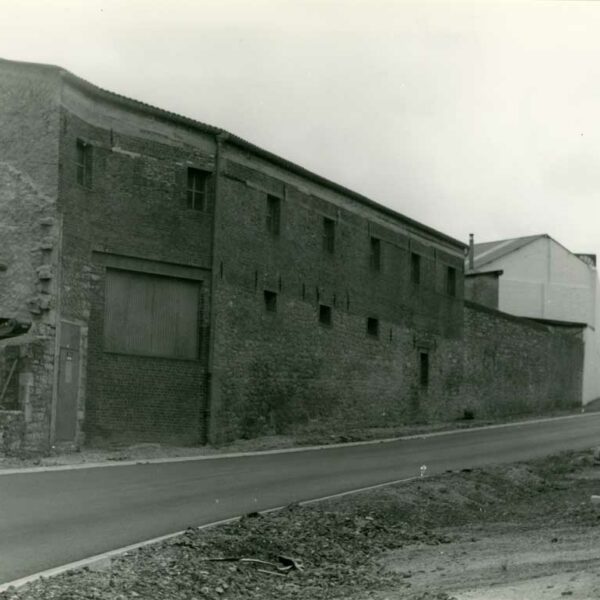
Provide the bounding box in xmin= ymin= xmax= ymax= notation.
xmin=2 ymin=449 xmax=599 ymax=600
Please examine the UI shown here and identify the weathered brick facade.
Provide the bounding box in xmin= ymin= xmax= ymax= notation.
xmin=0 ymin=58 xmax=584 ymax=454
xmin=464 ymin=271 xmax=502 ymax=310
xmin=458 ymin=301 xmax=583 ymax=418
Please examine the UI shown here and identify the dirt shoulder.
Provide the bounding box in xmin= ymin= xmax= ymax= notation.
xmin=1 ymin=407 xmax=594 ymax=470
xmin=3 ymin=448 xmax=600 ymax=599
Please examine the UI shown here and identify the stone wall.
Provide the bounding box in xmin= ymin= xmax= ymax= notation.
xmin=0 ymin=162 xmax=59 ymax=455
xmin=0 ymin=410 xmax=23 ymax=456
xmin=0 ymin=62 xmax=61 ymax=455
xmin=0 ymin=344 xmax=19 ymax=410
xmin=0 ymin=335 xmax=56 ymax=455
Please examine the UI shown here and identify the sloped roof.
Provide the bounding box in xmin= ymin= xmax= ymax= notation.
xmin=0 ymin=57 xmax=465 ymax=251
xmin=471 ymin=234 xmax=546 ymax=270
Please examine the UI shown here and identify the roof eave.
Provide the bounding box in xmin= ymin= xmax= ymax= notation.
xmin=52 ymin=65 xmax=465 ymax=251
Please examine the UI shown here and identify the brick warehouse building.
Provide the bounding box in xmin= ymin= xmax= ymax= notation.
xmin=0 ymin=58 xmax=584 ymax=455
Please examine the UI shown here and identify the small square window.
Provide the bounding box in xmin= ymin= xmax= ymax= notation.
xmin=323 ymin=217 xmax=335 ymax=253
xmin=447 ymin=266 xmax=457 ymax=297
xmin=187 ymin=168 xmax=209 ymax=211
xmin=367 ymin=317 xmax=379 ymax=337
xmin=420 ymin=351 xmax=429 ymax=387
xmin=266 ymin=195 xmax=281 ymax=236
xmin=76 ymin=139 xmax=92 ymax=188
xmin=319 ymin=304 xmax=332 ymax=326
xmin=411 ymin=252 xmax=421 ymax=285
xmin=264 ymin=290 xmax=277 ymax=313
xmin=370 ymin=237 xmax=381 ymax=271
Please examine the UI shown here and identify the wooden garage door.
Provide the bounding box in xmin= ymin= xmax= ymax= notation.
xmin=104 ymin=269 xmax=200 ymax=360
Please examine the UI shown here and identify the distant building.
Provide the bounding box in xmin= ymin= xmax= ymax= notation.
xmin=467 ymin=233 xmax=599 ymax=404
xmin=0 ymin=58 xmax=585 ymax=454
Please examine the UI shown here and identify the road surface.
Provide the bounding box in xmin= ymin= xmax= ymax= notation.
xmin=1 ymin=413 xmax=599 ymax=584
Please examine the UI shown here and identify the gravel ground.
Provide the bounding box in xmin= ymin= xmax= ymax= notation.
xmin=3 ymin=449 xmax=600 ymax=599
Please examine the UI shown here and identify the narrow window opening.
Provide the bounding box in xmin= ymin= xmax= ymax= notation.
xmin=266 ymin=195 xmax=281 ymax=236
xmin=411 ymin=252 xmax=421 ymax=285
xmin=254 ymin=270 xmax=258 ymax=291
xmin=333 ymin=293 xmax=337 ymax=307
xmin=370 ymin=236 xmax=381 ymax=271
xmin=322 ymin=217 xmax=335 ymax=253
xmin=389 ymin=328 xmax=393 ymax=342
xmin=219 ymin=261 xmax=224 ymax=280
xmin=302 ymin=283 xmax=306 ymax=300
xmin=187 ymin=168 xmax=209 ymax=211
xmin=264 ymin=290 xmax=277 ymax=313
xmin=367 ymin=317 xmax=379 ymax=338
xmin=420 ymin=352 xmax=429 ymax=387
xmin=76 ymin=139 xmax=92 ymax=188
xmin=447 ymin=266 xmax=457 ymax=297
xmin=319 ymin=304 xmax=332 ymax=326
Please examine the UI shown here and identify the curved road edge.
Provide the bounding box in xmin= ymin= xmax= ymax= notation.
xmin=0 ymin=476 xmax=416 ymax=593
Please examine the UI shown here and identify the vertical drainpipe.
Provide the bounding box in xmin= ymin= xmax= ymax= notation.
xmin=468 ymin=233 xmax=475 ymax=271
xmin=49 ymin=76 xmax=65 ymax=450
xmin=49 ymin=212 xmax=64 ymax=449
xmin=205 ymin=131 xmax=229 ymax=445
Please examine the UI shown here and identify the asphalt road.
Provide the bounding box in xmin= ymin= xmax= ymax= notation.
xmin=1 ymin=413 xmax=600 ymax=584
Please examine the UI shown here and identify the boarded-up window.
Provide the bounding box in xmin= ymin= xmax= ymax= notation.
xmin=104 ymin=269 xmax=199 ymax=359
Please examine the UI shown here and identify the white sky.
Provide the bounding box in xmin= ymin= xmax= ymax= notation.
xmin=2 ymin=0 xmax=600 ymax=257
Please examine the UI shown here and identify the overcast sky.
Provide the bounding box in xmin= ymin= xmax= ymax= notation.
xmin=2 ymin=0 xmax=599 ymax=258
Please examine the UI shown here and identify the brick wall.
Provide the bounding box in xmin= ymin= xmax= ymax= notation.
xmin=210 ymin=282 xmax=582 ymax=442
xmin=211 ymin=281 xmax=465 ymax=442
xmin=57 ymin=86 xmax=216 ymax=444
xmin=206 ymin=150 xmax=581 ymax=442
xmin=84 ymin=260 xmax=210 ymax=444
xmin=457 ymin=301 xmax=582 ymax=418
xmin=0 ymin=61 xmax=584 ymax=452
xmin=464 ymin=272 xmax=501 ymax=310
xmin=208 ymin=150 xmax=466 ymax=442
